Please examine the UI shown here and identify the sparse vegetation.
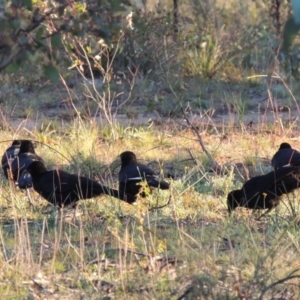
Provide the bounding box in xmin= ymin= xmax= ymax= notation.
xmin=1 ymin=0 xmax=300 ymax=299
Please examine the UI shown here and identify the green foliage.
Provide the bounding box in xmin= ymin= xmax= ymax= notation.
xmin=280 ymin=1 xmax=300 ymax=80
xmin=267 ymin=0 xmax=300 ymax=80
xmin=181 ymin=0 xmax=272 ymax=80
xmin=1 ymin=0 xmax=300 ymax=85
xmin=44 ymin=63 xmax=60 ymax=83
xmin=3 ymin=0 xmax=300 ymax=297
xmin=282 ymin=18 xmax=300 ymax=52
xmin=0 ymin=0 xmax=127 ymax=81
xmin=2 ymin=118 xmax=300 ymax=298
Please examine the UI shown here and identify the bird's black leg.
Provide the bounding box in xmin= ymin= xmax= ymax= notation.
xmin=256 ymin=208 xmax=273 ymax=221
xmin=148 ymin=194 xmax=172 ymax=211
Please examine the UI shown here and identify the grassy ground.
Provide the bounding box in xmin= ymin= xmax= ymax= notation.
xmin=1 ymin=115 xmax=300 ymax=299
xmin=2 ymin=0 xmax=300 ymax=298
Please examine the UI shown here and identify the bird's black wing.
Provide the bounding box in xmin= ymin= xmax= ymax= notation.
xmin=118 ymin=180 xmax=142 ymax=199
xmin=243 ymin=167 xmax=300 ymax=200
xmin=36 ymin=170 xmax=112 ymax=203
xmin=145 ymin=174 xmax=169 ymax=189
xmin=32 ymin=170 xmax=84 ymax=206
xmin=268 ymin=166 xmax=300 ymax=196
xmin=119 ymin=163 xmax=169 ymax=188
xmin=271 ymin=148 xmax=300 ymax=169
xmin=2 ymin=145 xmax=21 ymax=178
xmin=36 ymin=170 xmax=81 ymax=195
xmin=119 ymin=163 xmax=155 ymax=181
xmin=18 ymin=171 xmax=34 ymax=189
xmin=1 ymin=145 xmax=20 ymax=166
xmin=11 ymin=153 xmax=44 ymax=181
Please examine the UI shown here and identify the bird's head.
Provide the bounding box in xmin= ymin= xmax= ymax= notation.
xmin=19 ymin=140 xmax=36 ymax=153
xmin=120 ymin=151 xmax=137 ymax=167
xmin=279 ymin=142 xmax=292 ymax=150
xmin=11 ymin=140 xmax=22 ymax=146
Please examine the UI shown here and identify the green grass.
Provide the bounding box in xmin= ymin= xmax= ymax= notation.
xmin=1 ymin=122 xmax=300 ymax=299
xmin=1 ymin=0 xmax=300 ymax=297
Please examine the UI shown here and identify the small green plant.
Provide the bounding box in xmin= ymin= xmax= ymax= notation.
xmin=226 ymin=93 xmax=249 ymax=122
xmin=182 ymin=29 xmax=237 ymax=79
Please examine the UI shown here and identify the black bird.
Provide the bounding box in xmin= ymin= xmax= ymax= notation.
xmin=26 ymin=161 xmax=136 ymax=207
xmin=9 ymin=140 xmax=44 ymax=189
xmin=2 ymin=140 xmax=22 ymax=179
xmin=227 ymin=166 xmax=300 ymax=215
xmin=118 ymin=151 xmax=169 ymax=202
xmin=271 ymin=142 xmax=300 ymax=169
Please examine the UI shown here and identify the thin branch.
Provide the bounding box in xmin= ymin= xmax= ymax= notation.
xmin=148 ymin=195 xmax=172 ymax=211
xmin=187 ymin=149 xmax=210 ymax=183
xmin=181 ymin=107 xmax=221 ymax=171
xmin=156 ymin=57 xmax=221 ymax=172
xmin=0 ymin=2 xmax=72 ymax=71
xmin=258 ymin=268 xmax=300 ymax=300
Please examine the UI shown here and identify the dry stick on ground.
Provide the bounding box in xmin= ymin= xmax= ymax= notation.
xmin=169 ymin=89 xmax=221 ymax=174
xmin=180 ymin=107 xmax=222 ymax=173
xmin=148 ymin=195 xmax=172 ymax=211
xmin=187 ymin=149 xmax=211 ymax=183
xmin=156 ymin=59 xmax=222 ymax=173
xmin=258 ymin=268 xmax=300 ymax=300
